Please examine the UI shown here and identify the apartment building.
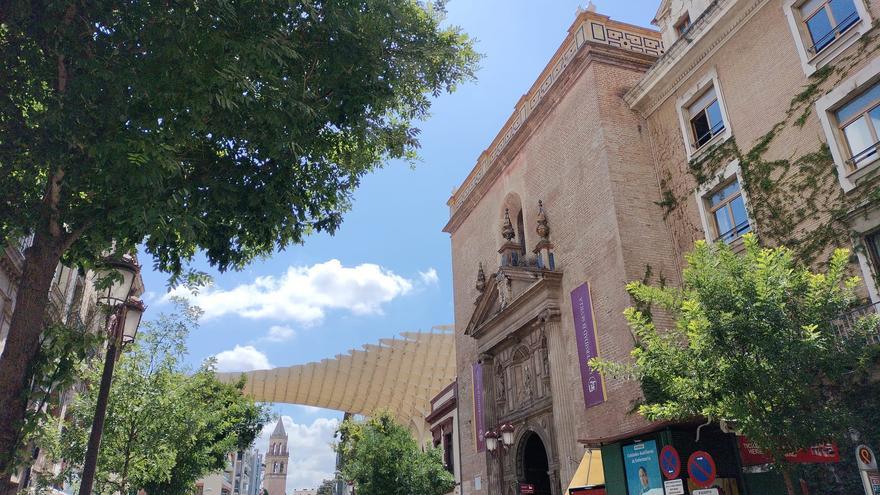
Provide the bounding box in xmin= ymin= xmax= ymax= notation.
xmin=0 ymin=237 xmax=145 ymax=491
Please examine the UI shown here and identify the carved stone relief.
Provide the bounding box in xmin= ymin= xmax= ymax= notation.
xmin=492 ymin=330 xmax=551 ymax=417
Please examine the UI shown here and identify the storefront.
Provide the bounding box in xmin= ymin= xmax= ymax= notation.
xmin=590 ymin=423 xmax=746 ymax=495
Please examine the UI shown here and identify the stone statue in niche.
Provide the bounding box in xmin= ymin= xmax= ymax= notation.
xmin=540 ymin=331 xmax=550 ymax=376
xmin=495 ymin=365 xmax=506 ymax=403
xmin=523 ymin=365 xmax=533 ymax=401
xmin=495 ymin=271 xmax=512 ymax=308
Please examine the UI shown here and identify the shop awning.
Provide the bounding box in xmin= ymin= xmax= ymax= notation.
xmin=566 ymin=449 xmax=604 ymax=493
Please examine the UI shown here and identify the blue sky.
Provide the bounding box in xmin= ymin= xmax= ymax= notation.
xmin=139 ymin=0 xmax=659 ymax=489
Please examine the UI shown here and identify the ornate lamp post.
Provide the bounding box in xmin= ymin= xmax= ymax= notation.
xmin=78 ymin=257 xmax=145 ymax=495
xmin=484 ymin=423 xmax=515 ymax=456
xmin=485 ymin=423 xmax=516 ymax=493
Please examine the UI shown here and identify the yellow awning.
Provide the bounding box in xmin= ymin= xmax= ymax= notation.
xmin=566 ymin=449 xmax=604 ymax=493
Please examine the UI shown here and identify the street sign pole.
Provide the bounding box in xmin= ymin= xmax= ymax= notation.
xmin=856 ymin=445 xmax=880 ymax=495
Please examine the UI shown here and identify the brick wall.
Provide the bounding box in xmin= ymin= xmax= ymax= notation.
xmin=448 ymin=43 xmax=679 ymax=492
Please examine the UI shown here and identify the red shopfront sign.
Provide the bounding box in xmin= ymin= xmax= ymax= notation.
xmin=737 ymin=437 xmax=840 ymax=466
xmin=569 ymin=488 xmax=605 ymax=495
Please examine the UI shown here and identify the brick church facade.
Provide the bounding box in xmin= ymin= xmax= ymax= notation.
xmin=446 ymin=1 xmax=880 ymax=494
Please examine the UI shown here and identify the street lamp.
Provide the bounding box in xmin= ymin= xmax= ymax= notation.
xmin=485 ymin=424 xmax=515 ymax=456
xmin=499 ymin=423 xmax=515 ymax=448
xmin=485 ymin=430 xmax=500 ymax=454
xmin=78 ymin=257 xmax=145 ymax=495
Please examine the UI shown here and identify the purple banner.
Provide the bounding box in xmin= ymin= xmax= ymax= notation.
xmin=571 ymin=282 xmax=606 ymax=408
xmin=472 ymin=362 xmax=485 ymax=452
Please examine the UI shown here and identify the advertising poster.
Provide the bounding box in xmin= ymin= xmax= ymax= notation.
xmin=472 ymin=362 xmax=485 ymax=452
xmin=687 ymin=478 xmax=740 ymax=495
xmin=622 ymin=441 xmax=663 ymax=495
xmin=570 ymin=282 xmax=606 ymax=408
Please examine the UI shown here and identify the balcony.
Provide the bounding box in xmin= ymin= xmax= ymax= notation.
xmin=2 ymin=234 xmax=34 ymax=276
xmin=832 ymin=301 xmax=880 ymax=346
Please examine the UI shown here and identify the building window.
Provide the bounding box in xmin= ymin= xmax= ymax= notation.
xmin=835 ymin=80 xmax=880 ymax=170
xmin=800 ymin=0 xmax=860 ymax=55
xmin=674 ymin=14 xmax=691 ymax=37
xmin=784 ymin=0 xmax=870 ymax=75
xmin=816 ymin=58 xmax=880 ymax=192
xmin=688 ymin=86 xmax=726 ymax=149
xmin=516 ymin=210 xmax=526 ymax=256
xmin=865 ymin=230 xmax=880 ymax=274
xmin=443 ymin=432 xmax=454 ymax=475
xmin=705 ymin=178 xmax=751 ymax=243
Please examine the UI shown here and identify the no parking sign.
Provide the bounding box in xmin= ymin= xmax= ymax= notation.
xmin=660 ymin=446 xmax=681 ymax=480
xmin=687 ymin=451 xmax=717 ymax=488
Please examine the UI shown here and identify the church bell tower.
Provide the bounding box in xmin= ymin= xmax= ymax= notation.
xmin=263 ymin=419 xmax=289 ymax=495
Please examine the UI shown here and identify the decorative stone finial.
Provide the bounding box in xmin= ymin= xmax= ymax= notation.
xmin=536 ymin=200 xmax=550 ymax=240
xmin=475 ymin=263 xmax=486 ymax=292
xmin=501 ymin=208 xmax=516 ymax=242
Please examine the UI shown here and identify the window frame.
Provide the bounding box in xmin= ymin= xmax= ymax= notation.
xmin=816 ymin=57 xmax=880 ymax=192
xmin=845 ymin=205 xmax=880 ymax=303
xmin=688 ymin=89 xmax=726 ymax=149
xmin=695 ymin=161 xmax=754 ymax=246
xmin=801 ymin=0 xmax=860 ymax=55
xmin=674 ymin=13 xmax=692 ymax=38
xmin=706 ymin=180 xmax=750 ymax=243
xmin=784 ymin=0 xmax=871 ymax=76
xmin=835 ymin=87 xmax=880 ymax=170
xmin=676 ymin=68 xmax=733 ymax=160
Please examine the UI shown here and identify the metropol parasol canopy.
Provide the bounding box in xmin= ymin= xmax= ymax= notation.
xmin=216 ymin=326 xmax=455 ymax=441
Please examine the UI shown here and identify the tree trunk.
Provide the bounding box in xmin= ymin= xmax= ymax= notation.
xmin=0 ymin=231 xmax=63 ymax=495
xmin=781 ymin=466 xmax=797 ymax=495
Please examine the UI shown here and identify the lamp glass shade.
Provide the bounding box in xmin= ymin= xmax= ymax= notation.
xmin=95 ymin=259 xmax=138 ymax=306
xmin=500 ymin=424 xmax=515 ymax=447
xmin=121 ymin=299 xmax=145 ymax=344
xmin=484 ymin=432 xmax=498 ymax=452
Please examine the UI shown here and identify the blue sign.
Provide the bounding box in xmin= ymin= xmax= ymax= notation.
xmin=623 ymin=440 xmax=664 ymax=495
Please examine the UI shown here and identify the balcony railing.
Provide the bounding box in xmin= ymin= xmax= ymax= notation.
xmin=846 ymin=140 xmax=880 ymax=169
xmin=832 ymin=301 xmax=880 ymax=346
xmin=16 ymin=234 xmax=34 ymax=253
xmin=808 ymin=11 xmax=860 ymax=55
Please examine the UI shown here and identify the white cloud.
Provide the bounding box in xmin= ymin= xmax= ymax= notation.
xmin=419 ymin=268 xmax=439 ymax=285
xmin=213 ymin=345 xmax=272 ymax=372
xmin=264 ymin=325 xmax=296 ymax=343
xmin=256 ymin=416 xmax=340 ymax=491
xmin=166 ymin=260 xmax=414 ymax=323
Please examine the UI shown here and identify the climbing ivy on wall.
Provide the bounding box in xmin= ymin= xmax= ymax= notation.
xmin=656 ymin=26 xmax=880 ymax=275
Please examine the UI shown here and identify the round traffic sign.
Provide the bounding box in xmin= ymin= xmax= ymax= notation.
xmin=660 ymin=445 xmax=681 ymax=480
xmin=687 ymin=450 xmax=717 ymax=488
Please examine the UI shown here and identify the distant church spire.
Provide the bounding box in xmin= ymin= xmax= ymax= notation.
xmin=264 ymin=419 xmax=289 ymax=495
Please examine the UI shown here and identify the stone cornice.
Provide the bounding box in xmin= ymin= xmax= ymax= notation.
xmin=626 ymin=0 xmax=772 ymax=116
xmin=443 ymin=42 xmax=659 ymax=235
xmin=472 ymin=270 xmax=564 ymax=351
xmin=443 ymin=13 xmax=662 ymax=235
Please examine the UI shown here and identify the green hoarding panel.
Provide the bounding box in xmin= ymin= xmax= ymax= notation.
xmin=601 ymin=443 xmax=626 ymax=495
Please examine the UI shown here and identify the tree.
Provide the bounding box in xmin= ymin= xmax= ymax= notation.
xmin=317 ymin=478 xmax=336 ymax=495
xmin=336 ymin=411 xmax=454 ymax=495
xmin=591 ymin=235 xmax=880 ymax=495
xmin=36 ymin=300 xmax=269 ymax=495
xmin=0 ymin=0 xmax=478 ymax=485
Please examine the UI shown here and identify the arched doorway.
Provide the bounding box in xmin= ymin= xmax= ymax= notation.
xmin=520 ymin=432 xmax=552 ymax=495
